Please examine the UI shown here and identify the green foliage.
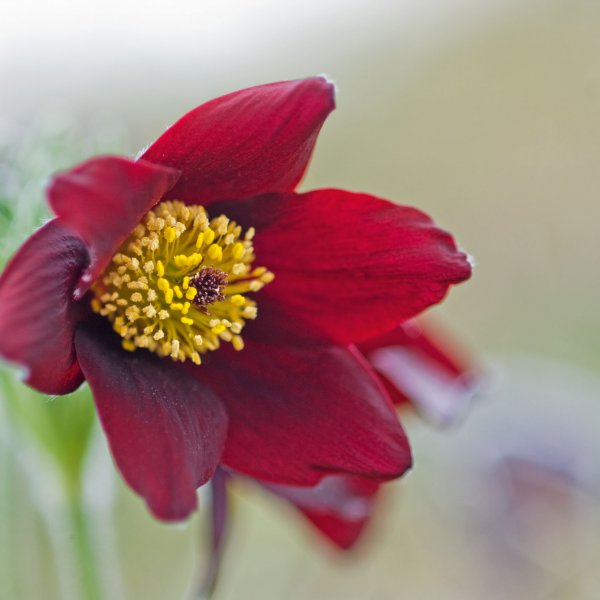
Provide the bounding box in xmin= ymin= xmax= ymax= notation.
xmin=0 ymin=368 xmax=96 ymax=497
xmin=0 ymin=115 xmax=128 ymax=491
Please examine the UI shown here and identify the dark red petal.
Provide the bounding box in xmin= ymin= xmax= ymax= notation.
xmin=47 ymin=156 xmax=180 ymax=298
xmin=264 ymin=475 xmax=380 ymax=549
xmin=359 ymin=320 xmax=483 ymax=426
xmin=195 ymin=340 xmax=411 ymax=486
xmin=0 ymin=221 xmax=89 ymax=395
xmin=141 ymin=77 xmax=335 ymax=205
xmin=212 ymin=189 xmax=471 ymax=345
xmin=74 ymin=323 xmax=227 ymax=521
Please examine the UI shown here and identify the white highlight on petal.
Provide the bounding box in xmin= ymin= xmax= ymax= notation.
xmin=268 ymin=476 xmax=371 ymax=521
xmin=370 ymin=346 xmax=483 ymax=428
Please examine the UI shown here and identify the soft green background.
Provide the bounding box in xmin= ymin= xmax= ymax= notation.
xmin=1 ymin=0 xmax=599 ymax=598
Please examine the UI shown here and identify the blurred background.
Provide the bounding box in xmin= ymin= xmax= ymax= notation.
xmin=1 ymin=0 xmax=599 ymax=598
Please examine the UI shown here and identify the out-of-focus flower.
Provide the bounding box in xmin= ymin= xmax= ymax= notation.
xmin=360 ymin=320 xmax=481 ymax=428
xmin=0 ymin=77 xmax=471 ymax=522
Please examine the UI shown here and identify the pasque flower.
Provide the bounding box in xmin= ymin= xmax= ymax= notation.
xmin=0 ymin=77 xmax=471 ymax=521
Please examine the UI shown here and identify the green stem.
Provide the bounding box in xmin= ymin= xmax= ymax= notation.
xmin=66 ymin=490 xmax=102 ymax=600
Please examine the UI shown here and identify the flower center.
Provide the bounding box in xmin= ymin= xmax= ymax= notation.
xmin=190 ymin=267 xmax=228 ymax=308
xmin=90 ymin=200 xmax=274 ymax=364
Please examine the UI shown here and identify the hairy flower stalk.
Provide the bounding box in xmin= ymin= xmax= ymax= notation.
xmin=91 ymin=201 xmax=273 ymax=364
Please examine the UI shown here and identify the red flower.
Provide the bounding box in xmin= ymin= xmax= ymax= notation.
xmin=0 ymin=77 xmax=471 ymax=522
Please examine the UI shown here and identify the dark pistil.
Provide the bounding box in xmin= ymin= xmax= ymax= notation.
xmin=189 ymin=267 xmax=228 ymax=308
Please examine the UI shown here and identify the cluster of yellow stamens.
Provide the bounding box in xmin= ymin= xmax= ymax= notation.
xmin=91 ymin=200 xmax=274 ymax=364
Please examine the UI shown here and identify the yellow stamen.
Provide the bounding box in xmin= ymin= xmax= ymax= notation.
xmin=187 ymin=253 xmax=202 ymax=268
xmin=90 ymin=200 xmax=273 ymax=364
xmin=207 ymin=244 xmax=222 ymax=262
xmin=174 ymin=255 xmax=188 ymax=268
xmin=232 ymin=242 xmax=245 ymax=260
xmin=204 ymin=229 xmax=215 ymax=244
xmin=231 ymin=294 xmax=245 ymax=307
xmin=164 ymin=227 xmax=176 ymax=243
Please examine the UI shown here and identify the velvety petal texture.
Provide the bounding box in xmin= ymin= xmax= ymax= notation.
xmin=141 ymin=77 xmax=335 ymax=205
xmin=213 ymin=189 xmax=471 ymax=345
xmin=0 ymin=221 xmax=89 ymax=394
xmin=75 ymin=324 xmax=227 ymax=521
xmin=359 ymin=321 xmax=483 ymax=426
xmin=196 ymin=340 xmax=411 ymax=485
xmin=265 ymin=475 xmax=380 ymax=549
xmin=47 ymin=156 xmax=180 ymax=297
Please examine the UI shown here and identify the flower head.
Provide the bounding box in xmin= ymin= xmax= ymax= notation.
xmin=0 ymin=77 xmax=471 ymax=521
